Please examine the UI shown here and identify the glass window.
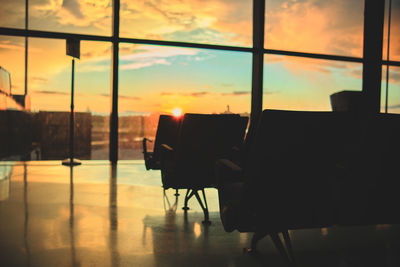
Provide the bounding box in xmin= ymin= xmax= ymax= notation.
xmin=0 ymin=36 xmax=25 ymax=95
xmin=0 ymin=0 xmax=25 ymax=29
xmin=382 ymin=66 xmax=400 ymax=113
xmin=29 ymin=0 xmax=112 ymax=36
xmin=389 ymin=0 xmax=400 ymax=61
xmin=27 ymin=38 xmax=111 ymax=160
xmin=263 ymin=55 xmax=363 ymax=111
xmin=120 ymin=0 xmax=252 ymax=47
xmin=118 ymin=44 xmax=252 ymax=159
xmin=265 ymin=0 xmax=364 ymax=57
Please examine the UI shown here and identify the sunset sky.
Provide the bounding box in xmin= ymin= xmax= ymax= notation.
xmin=0 ymin=0 xmax=399 ymax=115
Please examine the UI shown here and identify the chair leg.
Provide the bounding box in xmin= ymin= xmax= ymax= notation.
xmin=270 ymin=233 xmax=292 ymax=264
xmin=244 ymin=231 xmax=268 ymax=253
xmin=182 ymin=189 xmax=194 ymax=211
xmin=174 ymin=189 xmax=180 ymax=196
xmin=282 ymin=231 xmax=295 ymax=264
xmin=246 ymin=231 xmax=295 ymax=265
xmin=193 ymin=189 xmax=210 ymax=224
xmin=162 ymin=189 xmax=170 ymax=211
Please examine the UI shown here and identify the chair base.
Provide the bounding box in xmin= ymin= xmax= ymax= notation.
xmin=246 ymin=230 xmax=296 ymax=265
xmin=181 ymin=188 xmax=210 ymax=223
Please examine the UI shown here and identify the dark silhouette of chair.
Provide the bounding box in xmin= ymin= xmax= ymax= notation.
xmin=160 ymin=113 xmax=248 ymax=224
xmin=142 ymin=114 xmax=182 ymax=170
xmin=216 ymin=109 xmax=400 ymax=264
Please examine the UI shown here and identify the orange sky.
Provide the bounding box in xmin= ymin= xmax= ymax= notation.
xmin=0 ymin=0 xmax=399 ymax=114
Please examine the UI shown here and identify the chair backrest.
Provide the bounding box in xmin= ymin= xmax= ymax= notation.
xmin=152 ymin=115 xmax=182 ymax=162
xmin=173 ymin=113 xmax=248 ymax=188
xmin=242 ymin=109 xmax=359 ymax=231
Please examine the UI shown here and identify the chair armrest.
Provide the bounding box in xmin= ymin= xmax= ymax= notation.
xmin=160 ymin=144 xmax=173 ymax=152
xmin=215 ymin=158 xmax=244 ymax=186
xmin=142 ymin=138 xmax=153 ymax=156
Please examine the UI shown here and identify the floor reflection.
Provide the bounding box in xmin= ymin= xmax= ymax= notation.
xmin=23 ymin=163 xmax=31 ymax=267
xmin=109 ymin=163 xmax=120 ymax=267
xmin=0 ymin=163 xmax=12 ymax=201
xmin=1 ymin=161 xmax=399 ymax=267
xmin=69 ymin=166 xmax=77 ymax=266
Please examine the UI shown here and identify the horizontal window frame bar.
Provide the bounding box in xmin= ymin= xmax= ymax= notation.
xmin=265 ymin=48 xmax=363 ymax=63
xmin=2 ymin=27 xmax=400 ymax=66
xmin=0 ymin=27 xmax=112 ymax=42
xmin=119 ymin=38 xmax=253 ymax=53
xmin=265 ymin=49 xmax=400 ymax=67
xmin=0 ymin=27 xmax=253 ymax=53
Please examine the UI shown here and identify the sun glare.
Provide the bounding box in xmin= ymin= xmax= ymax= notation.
xmin=172 ymin=107 xmax=182 ymax=117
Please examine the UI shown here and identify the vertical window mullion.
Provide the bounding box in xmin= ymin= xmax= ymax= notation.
xmin=251 ymin=0 xmax=265 ymax=125
xmin=110 ymin=0 xmax=120 ymax=162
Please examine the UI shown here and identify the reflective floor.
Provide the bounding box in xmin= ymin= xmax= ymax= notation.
xmin=1 ymin=161 xmax=400 ymax=267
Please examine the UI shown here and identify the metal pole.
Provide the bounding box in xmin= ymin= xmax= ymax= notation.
xmin=385 ymin=0 xmax=392 ymax=113
xmin=70 ymin=58 xmax=75 ymax=162
xmin=24 ymin=0 xmax=28 ymax=97
xmin=63 ymin=58 xmax=81 ymax=166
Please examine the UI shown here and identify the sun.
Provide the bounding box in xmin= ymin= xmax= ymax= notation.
xmin=172 ymin=107 xmax=182 ymax=117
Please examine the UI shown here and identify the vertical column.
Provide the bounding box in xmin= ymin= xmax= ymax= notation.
xmin=25 ymin=0 xmax=28 ymax=97
xmin=110 ymin=0 xmax=120 ymax=162
xmin=362 ymin=0 xmax=385 ymax=114
xmin=251 ymin=0 xmax=265 ymax=125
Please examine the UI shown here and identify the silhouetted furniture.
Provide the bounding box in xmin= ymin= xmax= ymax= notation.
xmin=216 ymin=109 xmax=400 ymax=263
xmin=161 ymin=113 xmax=248 ymax=223
xmin=142 ymin=115 xmax=182 ymax=170
xmin=330 ymin=90 xmax=362 ymax=112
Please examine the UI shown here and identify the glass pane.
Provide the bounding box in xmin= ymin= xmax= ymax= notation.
xmin=120 ymin=0 xmax=252 ymax=47
xmin=118 ymin=44 xmax=252 ymax=159
xmin=0 ymin=36 xmax=25 ymax=96
xmin=263 ymin=55 xmax=363 ymax=111
xmin=265 ymin=0 xmax=364 ymax=57
xmin=0 ymin=36 xmax=27 ymax=160
xmin=387 ymin=0 xmax=400 ymax=61
xmin=0 ymin=0 xmax=25 ymax=29
xmin=0 ymin=38 xmax=110 ymax=161
xmin=29 ymin=39 xmax=111 ymax=160
xmin=29 ymin=0 xmax=112 ymax=36
xmin=382 ymin=66 xmax=400 ymax=113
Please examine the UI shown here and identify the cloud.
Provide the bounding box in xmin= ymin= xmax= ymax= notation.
xmin=221 ymin=91 xmax=250 ymax=96
xmin=388 ymin=104 xmax=400 ymax=110
xmin=119 ymin=45 xmax=199 ymax=70
xmin=266 ymin=0 xmax=364 ymax=57
xmin=30 ymin=0 xmax=111 ymax=33
xmin=30 ymin=77 xmax=48 ymax=84
xmin=0 ymin=39 xmax=25 ymax=51
xmin=120 ymin=0 xmax=251 ymax=46
xmin=161 ymin=91 xmax=211 ymax=97
xmin=119 ymin=95 xmax=142 ymax=100
xmin=101 ymin=93 xmax=141 ymax=100
xmin=389 ymin=69 xmax=400 ymax=84
xmin=120 ymin=58 xmax=170 ymax=70
xmin=161 ymin=90 xmax=253 ymax=97
xmin=62 ymin=0 xmax=84 ymax=19
xmin=33 ymin=90 xmax=68 ymax=95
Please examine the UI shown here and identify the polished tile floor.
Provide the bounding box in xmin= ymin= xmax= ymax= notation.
xmin=1 ymin=161 xmax=400 ymax=267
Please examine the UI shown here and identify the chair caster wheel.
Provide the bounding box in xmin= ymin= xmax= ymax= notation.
xmin=243 ymin=248 xmax=257 ymax=254
xmin=174 ymin=193 xmax=180 ymax=196
xmin=182 ymin=207 xmax=190 ymax=211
